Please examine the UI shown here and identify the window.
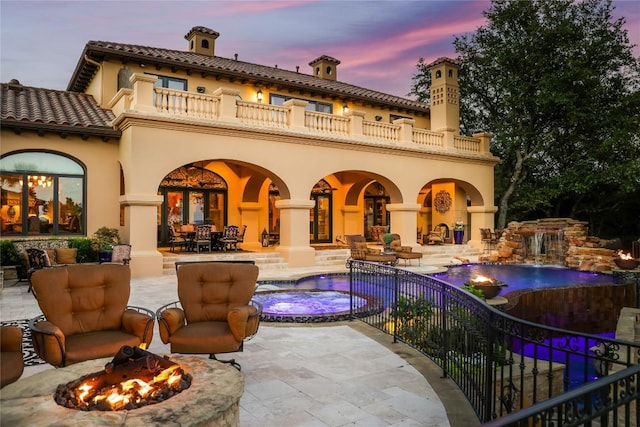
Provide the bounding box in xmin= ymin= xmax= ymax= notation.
xmin=269 ymin=94 xmax=332 ymax=114
xmin=1 ymin=151 xmax=85 ymax=236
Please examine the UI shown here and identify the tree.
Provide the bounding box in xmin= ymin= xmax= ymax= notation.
xmin=411 ymin=0 xmax=640 ymax=239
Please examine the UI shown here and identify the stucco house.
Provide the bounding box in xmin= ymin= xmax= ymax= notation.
xmin=1 ymin=26 xmax=498 ymax=277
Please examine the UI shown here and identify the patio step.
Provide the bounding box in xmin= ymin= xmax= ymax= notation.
xmin=162 ymin=251 xmax=286 ymax=275
xmin=161 ymin=245 xmax=480 ymax=275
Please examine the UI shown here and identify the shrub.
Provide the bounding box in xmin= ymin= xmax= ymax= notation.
xmin=0 ymin=240 xmax=19 ymax=266
xmin=68 ymin=238 xmax=98 ymax=263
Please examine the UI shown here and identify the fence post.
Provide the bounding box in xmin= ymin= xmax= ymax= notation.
xmin=393 ymin=268 xmax=399 ymax=343
xmin=441 ymin=280 xmax=449 ymax=378
xmin=483 ymin=311 xmax=497 ymax=422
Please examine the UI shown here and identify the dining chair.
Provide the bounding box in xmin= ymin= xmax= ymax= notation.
xmin=220 ymin=225 xmax=239 ymax=251
xmin=236 ymin=225 xmax=247 ymax=246
xmin=168 ymin=226 xmax=187 ymax=252
xmin=194 ymin=225 xmax=212 ymax=253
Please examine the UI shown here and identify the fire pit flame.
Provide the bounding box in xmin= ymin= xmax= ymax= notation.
xmin=617 ymin=250 xmax=633 ymax=260
xmin=55 ymin=346 xmax=192 ymax=411
xmin=470 ymin=275 xmax=495 ymax=284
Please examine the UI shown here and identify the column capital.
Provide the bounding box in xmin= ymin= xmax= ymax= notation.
xmin=386 ymin=203 xmax=421 ymax=212
xmin=275 ymin=199 xmax=315 ymax=209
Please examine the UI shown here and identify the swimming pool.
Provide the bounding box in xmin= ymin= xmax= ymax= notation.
xmin=255 ymin=265 xmax=617 ymax=322
xmin=430 ymin=264 xmax=615 ymax=291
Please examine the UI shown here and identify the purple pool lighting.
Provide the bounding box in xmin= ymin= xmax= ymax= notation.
xmin=254 ymin=289 xmax=383 ymax=323
xmin=432 ymin=264 xmax=615 ymax=291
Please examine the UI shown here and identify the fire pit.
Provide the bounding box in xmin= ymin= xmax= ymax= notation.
xmin=464 ymin=275 xmax=508 ymax=299
xmin=0 ymin=354 xmax=243 ymax=426
xmin=614 ymin=251 xmax=640 ymax=270
xmin=55 ymin=345 xmax=192 ymax=411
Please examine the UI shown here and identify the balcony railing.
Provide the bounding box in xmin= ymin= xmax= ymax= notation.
xmin=112 ymin=75 xmax=493 ymax=157
xmin=346 ymin=260 xmax=640 ymax=424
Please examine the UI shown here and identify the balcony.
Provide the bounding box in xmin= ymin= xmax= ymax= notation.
xmin=110 ymin=73 xmax=493 ymax=157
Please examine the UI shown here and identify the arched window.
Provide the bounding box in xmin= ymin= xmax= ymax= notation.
xmin=0 ymin=151 xmax=85 ymax=236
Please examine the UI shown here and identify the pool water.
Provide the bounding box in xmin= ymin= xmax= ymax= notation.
xmin=431 ymin=264 xmax=615 ymax=291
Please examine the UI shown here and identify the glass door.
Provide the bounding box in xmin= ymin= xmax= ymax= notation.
xmin=310 ymin=194 xmax=331 ymax=243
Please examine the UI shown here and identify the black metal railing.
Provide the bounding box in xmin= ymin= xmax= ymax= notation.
xmin=347 ymin=260 xmax=640 ymax=424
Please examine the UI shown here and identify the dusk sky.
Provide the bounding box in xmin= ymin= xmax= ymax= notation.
xmin=1 ymin=0 xmax=638 ymax=99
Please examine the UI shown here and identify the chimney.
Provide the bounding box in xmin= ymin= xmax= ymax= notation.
xmin=308 ymin=55 xmax=340 ymax=81
xmin=184 ymin=26 xmax=219 ymax=57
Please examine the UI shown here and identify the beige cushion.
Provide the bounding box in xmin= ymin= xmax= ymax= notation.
xmin=55 ymin=248 xmax=77 ymax=264
xmin=355 ymin=241 xmax=368 ymax=250
xmin=45 ymin=249 xmax=56 ymax=265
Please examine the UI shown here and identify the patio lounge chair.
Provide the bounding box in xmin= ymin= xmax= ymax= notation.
xmin=345 ymin=235 xmax=397 ymax=266
xmin=389 ymin=234 xmax=422 ymax=266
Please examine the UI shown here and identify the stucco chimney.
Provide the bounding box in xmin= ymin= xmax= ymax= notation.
xmin=308 ymin=55 xmax=340 ymax=81
xmin=185 ymin=26 xmax=219 ymax=57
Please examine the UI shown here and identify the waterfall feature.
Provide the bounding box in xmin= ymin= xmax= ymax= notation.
xmin=532 ymin=230 xmax=544 ymax=264
xmin=520 ymin=229 xmax=565 ymax=266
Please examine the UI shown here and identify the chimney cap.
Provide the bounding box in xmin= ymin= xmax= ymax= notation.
xmin=184 ymin=26 xmax=220 ymax=40
xmin=308 ymin=55 xmax=341 ymax=67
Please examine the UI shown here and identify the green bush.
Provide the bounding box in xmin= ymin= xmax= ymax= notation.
xmin=68 ymin=238 xmax=98 ymax=263
xmin=0 ymin=240 xmax=19 ymax=266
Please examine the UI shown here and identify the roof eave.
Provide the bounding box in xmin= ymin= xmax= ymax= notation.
xmin=69 ymin=45 xmax=430 ymax=116
xmin=1 ymin=120 xmax=121 ymax=140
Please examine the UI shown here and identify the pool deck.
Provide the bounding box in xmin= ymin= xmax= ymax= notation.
xmin=1 ymin=260 xmax=481 ymax=427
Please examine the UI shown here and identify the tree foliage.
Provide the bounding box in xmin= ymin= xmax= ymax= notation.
xmin=411 ymin=0 xmax=640 ymax=241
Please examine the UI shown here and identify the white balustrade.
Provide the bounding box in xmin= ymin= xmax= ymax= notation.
xmin=153 ymin=88 xmax=218 ymax=119
xmin=363 ymin=121 xmax=399 ymax=141
xmin=305 ymin=111 xmax=349 ymax=135
xmin=453 ymin=135 xmax=481 ymax=153
xmin=144 ymin=87 xmax=487 ymax=155
xmin=237 ymin=101 xmax=288 ymax=128
xmin=413 ymin=129 xmax=445 ymax=149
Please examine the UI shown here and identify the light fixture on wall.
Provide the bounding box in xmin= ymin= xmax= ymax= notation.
xmin=19 ymin=175 xmax=52 ymax=188
xmin=256 ymin=88 xmax=263 ymax=103
xmin=342 ymin=104 xmax=349 ymax=114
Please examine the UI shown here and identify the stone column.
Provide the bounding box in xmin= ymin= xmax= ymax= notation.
xmin=238 ymin=202 xmax=262 ymax=251
xmin=120 ymin=194 xmax=164 ymax=277
xmin=386 ymin=203 xmax=421 ymax=249
xmin=129 ymin=73 xmax=158 ymax=112
xmin=213 ymin=87 xmax=241 ymax=122
xmin=467 ymin=205 xmax=498 ymax=250
xmin=393 ymin=118 xmax=415 ymax=144
xmin=275 ymin=199 xmax=315 ymax=267
xmin=342 ymin=205 xmax=362 ymax=237
xmin=284 ymin=99 xmax=308 ymax=131
xmin=346 ymin=110 xmax=365 ymax=137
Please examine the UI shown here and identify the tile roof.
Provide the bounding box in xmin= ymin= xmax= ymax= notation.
xmin=1 ymin=80 xmax=120 ymax=138
xmin=70 ymin=40 xmax=430 ymax=115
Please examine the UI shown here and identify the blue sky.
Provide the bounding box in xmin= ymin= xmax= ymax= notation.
xmin=1 ymin=0 xmax=638 ymax=98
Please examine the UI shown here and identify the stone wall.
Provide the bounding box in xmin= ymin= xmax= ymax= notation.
xmin=481 ymin=218 xmax=620 ymax=272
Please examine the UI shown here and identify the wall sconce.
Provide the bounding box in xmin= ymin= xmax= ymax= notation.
xmin=342 ymin=104 xmax=349 ymax=114
xmin=256 ymin=88 xmax=263 ymax=103
xmin=197 ymin=86 xmax=205 ymax=93
xmin=375 ymin=115 xmax=382 ymax=121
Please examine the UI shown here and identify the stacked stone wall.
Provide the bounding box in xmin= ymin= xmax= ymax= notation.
xmin=481 ymin=218 xmax=620 ymax=272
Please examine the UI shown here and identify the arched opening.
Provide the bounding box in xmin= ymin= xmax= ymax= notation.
xmin=157 ymin=162 xmax=228 ymax=244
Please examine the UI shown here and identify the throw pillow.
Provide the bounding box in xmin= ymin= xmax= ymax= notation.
xmin=55 ymin=248 xmax=77 ymax=264
xmin=45 ymin=249 xmax=56 ymax=265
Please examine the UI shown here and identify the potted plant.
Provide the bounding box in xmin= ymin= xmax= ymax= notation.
xmin=91 ymin=227 xmax=121 ymax=262
xmin=453 ymin=221 xmax=465 ymax=244
xmin=382 ymin=233 xmax=395 ymax=253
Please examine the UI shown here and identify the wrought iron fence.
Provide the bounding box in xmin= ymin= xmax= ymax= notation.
xmin=347 ymin=260 xmax=640 ymax=424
